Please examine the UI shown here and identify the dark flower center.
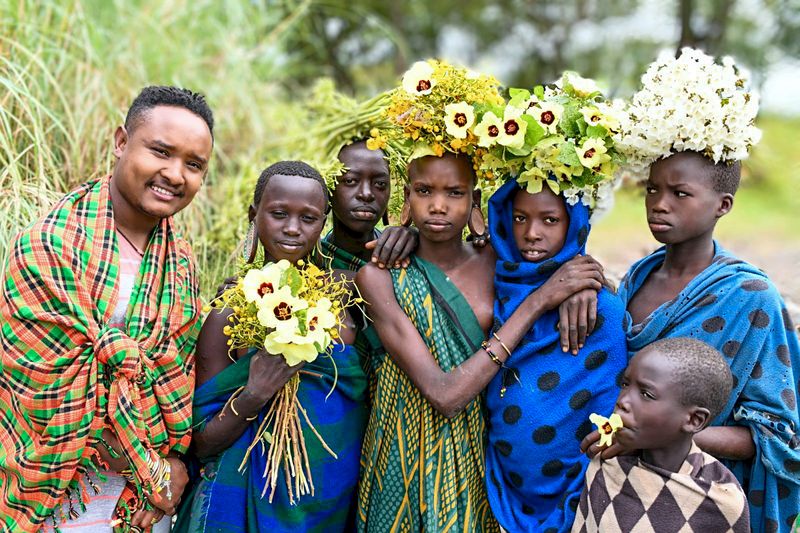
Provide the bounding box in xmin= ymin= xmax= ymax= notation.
xmin=274 ymin=302 xmax=292 ymax=320
xmin=454 ymin=112 xmax=468 ymax=127
xmin=540 ymin=111 xmax=555 ymax=125
xmin=504 ymin=119 xmax=519 ymax=135
xmin=602 ymin=422 xmax=613 ymax=434
xmin=583 ymin=148 xmax=596 ymax=159
xmin=589 ymin=113 xmax=601 ymax=123
xmin=309 ymin=316 xmax=318 ymax=331
xmin=488 ymin=125 xmax=500 ymax=137
xmin=258 ymin=282 xmax=274 ymax=297
xmin=417 ymin=79 xmax=432 ymax=92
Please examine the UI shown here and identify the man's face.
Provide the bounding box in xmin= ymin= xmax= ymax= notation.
xmin=406 ymin=154 xmax=474 ymax=243
xmin=511 ymin=187 xmax=569 ymax=263
xmin=332 ymin=142 xmax=391 ymax=234
xmin=111 ymin=105 xmax=212 ymax=223
xmin=645 ymin=152 xmax=731 ymax=245
xmin=253 ymin=174 xmax=327 ymax=264
xmin=613 ymin=348 xmax=690 ymax=451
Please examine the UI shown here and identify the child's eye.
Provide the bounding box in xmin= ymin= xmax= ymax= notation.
xmin=645 ymin=186 xmax=656 ymax=194
xmin=448 ymin=190 xmax=465 ymax=197
xmin=302 ymin=215 xmax=319 ymax=223
xmin=675 ymin=191 xmax=689 ymax=198
xmin=513 ymin=215 xmax=526 ymax=223
xmin=544 ymin=217 xmax=559 ymax=224
xmin=620 ymin=379 xmax=629 ymax=388
xmin=641 ymin=390 xmax=656 ymax=400
xmin=271 ymin=211 xmax=287 ymax=218
xmin=151 ymin=147 xmax=168 ymax=157
xmin=415 ymin=187 xmax=429 ymax=195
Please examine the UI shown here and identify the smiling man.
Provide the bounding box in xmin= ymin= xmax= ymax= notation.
xmin=0 ymin=86 xmax=214 ymax=531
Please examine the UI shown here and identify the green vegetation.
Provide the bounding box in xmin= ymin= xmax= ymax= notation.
xmin=2 ymin=1 xmax=798 ymax=300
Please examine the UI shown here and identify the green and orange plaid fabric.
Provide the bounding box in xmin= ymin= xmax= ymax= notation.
xmin=0 ymin=176 xmax=200 ymax=531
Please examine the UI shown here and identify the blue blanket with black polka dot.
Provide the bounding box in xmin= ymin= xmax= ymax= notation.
xmin=484 ymin=179 xmax=628 ymax=533
xmin=619 ymin=243 xmax=800 ymax=533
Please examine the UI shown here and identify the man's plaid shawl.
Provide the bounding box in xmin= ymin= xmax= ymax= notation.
xmin=0 ymin=176 xmax=200 ymax=531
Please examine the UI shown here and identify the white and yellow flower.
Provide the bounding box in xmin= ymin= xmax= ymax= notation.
xmin=304 ymin=298 xmax=338 ymax=347
xmin=402 ymin=61 xmax=436 ymax=95
xmin=527 ymin=101 xmax=563 ymax=134
xmin=256 ymin=285 xmax=308 ymax=332
xmin=578 ymin=138 xmax=610 ymax=168
xmin=589 ymin=412 xmax=624 ymax=447
xmin=263 ymin=330 xmax=319 ymax=366
xmin=241 ymin=260 xmax=290 ymax=304
xmin=498 ymin=107 xmax=528 ymax=150
xmin=474 ymin=111 xmax=503 ymax=147
xmin=517 ymin=165 xmax=548 ymax=194
xmin=444 ymin=101 xmax=475 ymax=139
xmin=562 ymin=72 xmax=600 ymax=97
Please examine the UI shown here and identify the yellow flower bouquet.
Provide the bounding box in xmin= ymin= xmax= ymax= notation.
xmin=210 ymin=258 xmax=358 ymax=502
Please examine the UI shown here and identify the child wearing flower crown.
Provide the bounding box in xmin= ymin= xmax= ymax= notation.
xmin=356 ymin=61 xmax=605 ymax=532
xmin=582 ymin=48 xmax=800 ymax=533
xmin=573 ymin=337 xmax=750 ymax=532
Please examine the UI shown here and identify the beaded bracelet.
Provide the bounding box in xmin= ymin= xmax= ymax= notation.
xmin=481 ymin=340 xmax=503 ymax=367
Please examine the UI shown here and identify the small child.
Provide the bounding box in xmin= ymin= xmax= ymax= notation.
xmin=572 ymin=337 xmax=750 ymax=533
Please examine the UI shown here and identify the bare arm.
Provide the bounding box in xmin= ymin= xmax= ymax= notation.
xmin=693 ymin=425 xmax=755 ymax=460
xmin=191 ymin=310 xmax=299 ymax=461
xmin=357 ymin=256 xmax=604 ymax=418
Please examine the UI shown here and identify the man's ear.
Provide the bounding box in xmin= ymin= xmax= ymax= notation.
xmin=716 ymin=193 xmax=734 ymax=219
xmin=248 ymin=204 xmax=257 ymax=223
xmin=113 ymin=126 xmax=128 ymax=158
xmin=683 ymin=406 xmax=711 ymax=434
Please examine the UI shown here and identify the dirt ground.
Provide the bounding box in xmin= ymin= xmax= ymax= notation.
xmin=589 ymin=232 xmax=800 ymax=326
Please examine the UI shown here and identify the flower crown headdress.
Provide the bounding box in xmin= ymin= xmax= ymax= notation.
xmin=475 ymin=71 xmax=627 ymax=211
xmin=617 ymin=47 xmax=761 ymax=181
xmin=375 ymin=59 xmax=505 ymax=187
xmin=298 ymin=79 xmax=409 ymax=195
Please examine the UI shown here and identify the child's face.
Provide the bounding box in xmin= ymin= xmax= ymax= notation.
xmin=332 ymin=142 xmax=391 ymax=234
xmin=254 ymin=173 xmax=327 ymax=263
xmin=511 ymin=187 xmax=569 ymax=262
xmin=613 ymin=348 xmax=691 ymax=451
xmin=406 ymin=154 xmax=475 ymax=243
xmin=645 ymin=152 xmax=730 ymax=245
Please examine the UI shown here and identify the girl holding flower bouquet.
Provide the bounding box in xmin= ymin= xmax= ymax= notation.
xmin=175 ymin=161 xmax=367 ymax=532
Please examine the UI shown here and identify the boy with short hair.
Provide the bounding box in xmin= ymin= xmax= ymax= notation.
xmin=573 ymin=337 xmax=750 ymax=533
xmin=602 ymin=48 xmax=800 ymax=532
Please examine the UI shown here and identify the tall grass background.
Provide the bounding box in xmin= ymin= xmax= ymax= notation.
xmin=2 ymin=0 xmax=798 ymax=301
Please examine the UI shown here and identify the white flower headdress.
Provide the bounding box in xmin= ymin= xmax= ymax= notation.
xmin=618 ymin=47 xmax=761 ymax=181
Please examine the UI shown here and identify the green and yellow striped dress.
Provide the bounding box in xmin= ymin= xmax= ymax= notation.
xmin=357 ymin=256 xmax=499 ymax=532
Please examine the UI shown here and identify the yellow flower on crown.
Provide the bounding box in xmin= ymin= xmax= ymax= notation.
xmin=444 ymin=101 xmax=475 ymax=139
xmin=498 ymin=107 xmax=527 ymax=150
xmin=474 ymin=111 xmax=503 ymax=147
xmin=527 ymin=101 xmax=564 ymax=135
xmin=578 ymin=138 xmax=610 ymax=169
xmin=589 ymin=412 xmax=624 ymax=447
xmin=402 ymin=61 xmax=436 ymax=95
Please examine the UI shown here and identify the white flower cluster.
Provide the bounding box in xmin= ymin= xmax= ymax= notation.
xmin=618 ymin=47 xmax=762 ymax=181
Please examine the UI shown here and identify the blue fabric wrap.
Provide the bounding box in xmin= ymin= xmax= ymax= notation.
xmin=175 ymin=344 xmax=368 ymax=533
xmin=484 ymin=180 xmax=628 ymax=533
xmin=619 ymin=243 xmax=800 ymax=533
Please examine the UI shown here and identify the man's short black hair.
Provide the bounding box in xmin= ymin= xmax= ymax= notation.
xmin=254 ymin=161 xmax=330 ymax=213
xmin=643 ymin=337 xmax=732 ymax=420
xmin=125 ymin=86 xmax=214 ymax=139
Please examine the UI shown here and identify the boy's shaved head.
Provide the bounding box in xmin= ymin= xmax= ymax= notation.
xmin=664 ymin=151 xmax=741 ymax=195
xmin=640 ymin=337 xmax=732 ymax=420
